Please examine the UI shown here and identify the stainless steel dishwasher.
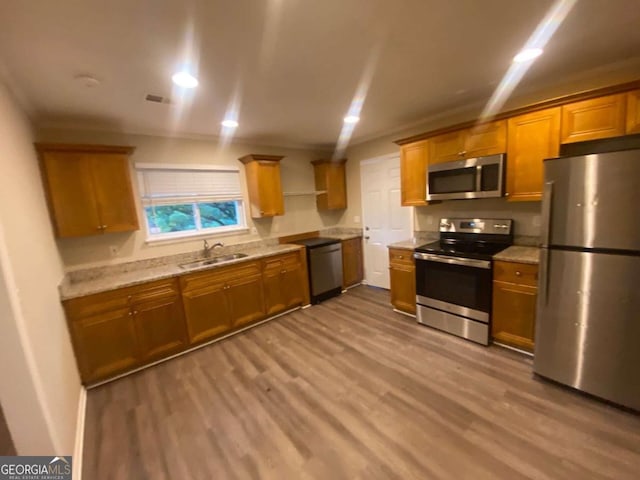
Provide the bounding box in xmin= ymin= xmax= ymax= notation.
xmin=294 ymin=237 xmax=343 ymax=304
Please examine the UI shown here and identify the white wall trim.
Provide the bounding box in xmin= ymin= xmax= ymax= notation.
xmin=72 ymin=388 xmax=87 ymax=480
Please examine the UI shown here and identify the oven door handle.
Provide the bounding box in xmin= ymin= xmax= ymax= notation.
xmin=413 ymin=252 xmax=491 ymax=269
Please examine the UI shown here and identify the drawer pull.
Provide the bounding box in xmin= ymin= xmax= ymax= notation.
xmin=398 ymin=255 xmax=404 ymax=259
xmin=515 ymin=271 xmax=522 ymax=276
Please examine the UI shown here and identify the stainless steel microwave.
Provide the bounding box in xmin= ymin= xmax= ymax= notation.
xmin=426 ymin=154 xmax=505 ymax=201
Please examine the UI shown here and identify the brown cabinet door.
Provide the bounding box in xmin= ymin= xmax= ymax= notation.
xmin=492 ymin=280 xmax=537 ymax=352
xmin=71 ymin=307 xmax=139 ymax=383
xmin=132 ymin=294 xmax=188 ymax=362
xmin=181 ymin=280 xmax=232 ymax=344
xmin=626 ymin=89 xmax=640 ymax=134
xmin=389 ymin=263 xmax=416 ymax=314
xmin=560 ymin=93 xmax=626 ymax=144
xmin=507 ymin=107 xmax=561 ymax=201
xmin=90 ymin=154 xmax=139 ymax=233
xmin=465 ymin=120 xmax=507 ymax=157
xmin=40 ymin=151 xmax=102 ymax=237
xmin=281 ymin=263 xmax=305 ymax=310
xmin=257 ymin=162 xmax=284 ymax=216
xmin=325 ymin=162 xmax=347 ymax=209
xmin=400 ymin=140 xmax=429 ymax=206
xmin=263 ymin=264 xmax=287 ymax=316
xmin=342 ymin=237 xmax=363 ymax=288
xmin=429 ymin=130 xmax=467 ymax=164
xmin=226 ymin=273 xmax=266 ymax=328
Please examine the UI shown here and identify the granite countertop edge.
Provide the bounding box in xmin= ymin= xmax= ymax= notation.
xmin=60 ymin=244 xmax=304 ymax=301
xmin=493 ymin=246 xmax=540 ymax=265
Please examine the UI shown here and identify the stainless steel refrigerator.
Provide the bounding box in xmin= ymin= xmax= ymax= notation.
xmin=534 ymin=149 xmax=640 ymax=411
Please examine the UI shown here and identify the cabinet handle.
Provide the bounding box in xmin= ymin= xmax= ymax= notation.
xmin=96 ymin=225 xmax=103 ymax=230
xmin=398 ymin=255 xmax=404 ymax=259
xmin=102 ymin=225 xmax=108 ymax=230
xmin=127 ymin=295 xmax=132 ymax=300
xmin=133 ymin=311 xmax=138 ymax=315
xmin=128 ymin=311 xmax=133 ymax=316
xmin=281 ymin=269 xmax=286 ymax=274
xmin=515 ymin=271 xmax=522 ymax=276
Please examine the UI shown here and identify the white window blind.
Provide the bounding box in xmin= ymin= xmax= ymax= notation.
xmin=137 ymin=167 xmax=242 ymax=206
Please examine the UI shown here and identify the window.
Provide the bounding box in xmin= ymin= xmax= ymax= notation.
xmin=137 ymin=164 xmax=246 ymax=240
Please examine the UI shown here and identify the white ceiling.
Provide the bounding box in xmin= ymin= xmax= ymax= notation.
xmin=1 ymin=0 xmax=639 ymax=149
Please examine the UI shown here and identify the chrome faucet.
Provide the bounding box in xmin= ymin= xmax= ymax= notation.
xmin=203 ymin=239 xmax=224 ymax=257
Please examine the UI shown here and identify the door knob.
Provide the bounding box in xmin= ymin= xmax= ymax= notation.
xmin=365 ymin=226 xmax=370 ymax=231
xmin=365 ymin=236 xmax=370 ymax=240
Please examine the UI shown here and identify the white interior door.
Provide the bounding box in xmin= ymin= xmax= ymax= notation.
xmin=360 ymin=155 xmax=412 ymax=289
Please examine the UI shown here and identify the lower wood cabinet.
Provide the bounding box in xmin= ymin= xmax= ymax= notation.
xmin=491 ymin=261 xmax=539 ymax=353
xmin=64 ymin=278 xmax=188 ymax=384
xmin=262 ymin=252 xmax=305 ymax=316
xmin=64 ymin=249 xmax=308 ymax=385
xmin=388 ymin=248 xmax=416 ymax=315
xmin=342 ymin=237 xmax=363 ymax=288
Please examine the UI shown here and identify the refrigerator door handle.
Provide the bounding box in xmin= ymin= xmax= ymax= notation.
xmin=539 ymin=248 xmax=550 ymax=305
xmin=541 ymin=181 xmax=554 ymax=247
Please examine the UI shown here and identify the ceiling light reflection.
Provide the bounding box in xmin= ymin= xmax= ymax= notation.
xmin=479 ymin=0 xmax=577 ymax=121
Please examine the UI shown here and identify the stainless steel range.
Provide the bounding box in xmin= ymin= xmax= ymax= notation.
xmin=413 ymin=218 xmax=513 ymax=345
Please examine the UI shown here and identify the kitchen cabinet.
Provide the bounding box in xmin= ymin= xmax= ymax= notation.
xmin=239 ymin=154 xmax=285 ymax=218
xmin=64 ymin=278 xmax=187 ymax=384
xmin=400 ymin=140 xmax=429 ymax=206
xmin=560 ymin=93 xmax=626 ymax=144
xmin=37 ymin=144 xmax=139 ymax=238
xmin=506 ymin=107 xmax=561 ymax=201
xmin=428 ymin=120 xmax=507 ymax=164
xmin=311 ymin=159 xmax=347 ymax=210
xmin=388 ymin=248 xmax=416 ymax=315
xmin=181 ymin=261 xmax=265 ymax=342
xmin=262 ymin=252 xmax=305 ymax=316
xmin=626 ymin=89 xmax=640 ymax=134
xmin=492 ymin=261 xmax=539 ymax=353
xmin=342 ymin=237 xmax=363 ymax=288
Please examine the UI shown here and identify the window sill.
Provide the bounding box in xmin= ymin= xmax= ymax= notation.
xmin=144 ymin=227 xmax=251 ymax=246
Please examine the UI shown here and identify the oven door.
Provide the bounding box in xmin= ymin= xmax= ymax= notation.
xmin=414 ymin=252 xmax=492 ymax=322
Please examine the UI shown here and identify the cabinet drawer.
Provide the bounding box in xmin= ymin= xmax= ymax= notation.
xmin=180 ymin=260 xmax=261 ymax=292
xmin=389 ymin=248 xmax=414 ymax=266
xmin=263 ymin=252 xmax=301 ymax=273
xmin=64 ymin=288 xmax=130 ymax=320
xmin=493 ymin=261 xmax=538 ymax=287
xmin=129 ymin=278 xmax=179 ymax=304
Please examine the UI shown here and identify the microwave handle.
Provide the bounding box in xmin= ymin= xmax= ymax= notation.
xmin=475 ymin=165 xmax=482 ymax=192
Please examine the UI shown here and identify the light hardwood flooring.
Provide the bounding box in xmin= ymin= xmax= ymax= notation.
xmin=83 ymin=286 xmax=640 ymax=479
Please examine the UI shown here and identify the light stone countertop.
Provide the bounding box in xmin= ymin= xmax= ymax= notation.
xmin=325 ymin=233 xmax=362 ymax=241
xmin=60 ymin=244 xmax=304 ymax=301
xmin=388 ymin=239 xmax=421 ymax=251
xmin=493 ymin=246 xmax=540 ymax=265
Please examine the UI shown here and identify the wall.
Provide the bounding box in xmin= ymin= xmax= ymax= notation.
xmin=0 ymin=82 xmax=81 ymax=454
xmin=343 ymin=64 xmax=640 ymax=238
xmin=36 ymin=128 xmax=340 ymax=270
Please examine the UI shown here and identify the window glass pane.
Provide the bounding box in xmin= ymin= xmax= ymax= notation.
xmin=145 ymin=204 xmax=197 ymax=234
xmin=198 ymin=201 xmax=239 ymax=228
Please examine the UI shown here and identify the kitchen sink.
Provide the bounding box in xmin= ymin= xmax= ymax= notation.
xmin=179 ymin=253 xmax=249 ymax=270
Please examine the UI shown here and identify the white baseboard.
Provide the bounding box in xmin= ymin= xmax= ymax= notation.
xmin=73 ymin=387 xmax=87 ymax=480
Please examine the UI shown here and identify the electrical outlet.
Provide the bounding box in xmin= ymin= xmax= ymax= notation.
xmin=353 ymin=216 xmax=361 ymax=224
xmin=251 ymin=227 xmax=257 ymax=235
xmin=109 ymin=245 xmax=119 ymax=257
xmin=426 ymin=215 xmax=434 ymax=225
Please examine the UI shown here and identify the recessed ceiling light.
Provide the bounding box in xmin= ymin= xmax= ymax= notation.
xmin=513 ymin=48 xmax=543 ymax=63
xmin=171 ymin=71 xmax=199 ymax=88
xmin=221 ymin=119 xmax=239 ymax=128
xmin=344 ymin=115 xmax=360 ymax=124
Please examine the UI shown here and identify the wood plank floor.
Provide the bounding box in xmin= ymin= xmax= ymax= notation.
xmin=83 ymin=286 xmax=640 ymax=479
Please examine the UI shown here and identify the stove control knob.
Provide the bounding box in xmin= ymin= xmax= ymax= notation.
xmin=440 ymin=222 xmax=452 ymax=229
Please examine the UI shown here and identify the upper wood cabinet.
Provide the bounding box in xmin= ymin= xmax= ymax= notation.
xmin=239 ymin=154 xmax=285 ymax=218
xmin=342 ymin=237 xmax=363 ymax=289
xmin=560 ymin=93 xmax=627 ymax=144
xmin=400 ymin=140 xmax=429 ymax=206
xmin=626 ymin=89 xmax=640 ymax=134
xmin=429 ymin=120 xmax=507 ymax=164
xmin=37 ymin=144 xmax=139 ymax=238
xmin=311 ymin=159 xmax=347 ymax=210
xmin=429 ymin=130 xmax=466 ymax=164
xmin=506 ymin=107 xmax=561 ymax=202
